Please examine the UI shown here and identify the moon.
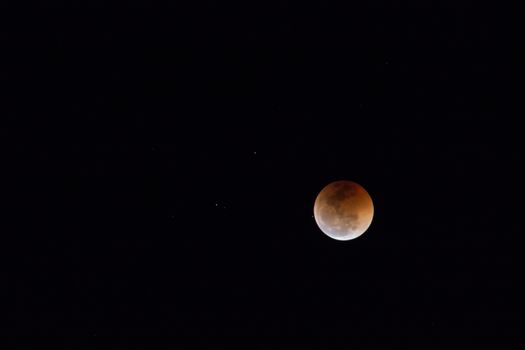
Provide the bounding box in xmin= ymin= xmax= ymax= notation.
xmin=314 ymin=180 xmax=374 ymax=241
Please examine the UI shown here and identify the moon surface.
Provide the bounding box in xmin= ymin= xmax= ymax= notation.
xmin=314 ymin=180 xmax=374 ymax=241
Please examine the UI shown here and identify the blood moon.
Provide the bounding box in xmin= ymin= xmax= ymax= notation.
xmin=314 ymin=180 xmax=374 ymax=241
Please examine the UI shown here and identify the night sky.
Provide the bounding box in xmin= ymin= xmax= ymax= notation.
xmin=2 ymin=4 xmax=522 ymax=347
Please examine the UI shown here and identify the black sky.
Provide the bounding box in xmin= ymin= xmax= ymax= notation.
xmin=2 ymin=4 xmax=523 ymax=347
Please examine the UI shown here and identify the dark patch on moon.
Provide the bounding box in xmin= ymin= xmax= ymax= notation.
xmin=326 ymin=182 xmax=357 ymax=207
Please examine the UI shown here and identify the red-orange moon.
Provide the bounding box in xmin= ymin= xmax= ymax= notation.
xmin=314 ymin=180 xmax=374 ymax=241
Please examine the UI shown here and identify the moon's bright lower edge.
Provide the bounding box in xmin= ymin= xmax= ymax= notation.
xmin=314 ymin=180 xmax=374 ymax=241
